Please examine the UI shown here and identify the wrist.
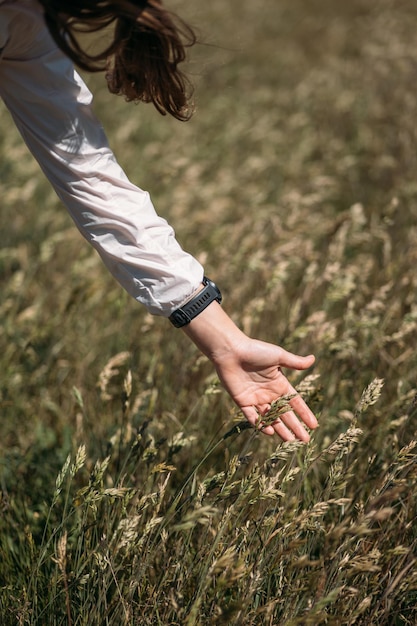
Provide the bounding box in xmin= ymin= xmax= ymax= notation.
xmin=169 ymin=276 xmax=222 ymax=328
xmin=181 ymin=299 xmax=247 ymax=364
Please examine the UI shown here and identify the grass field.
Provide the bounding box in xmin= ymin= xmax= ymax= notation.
xmin=1 ymin=0 xmax=417 ymax=624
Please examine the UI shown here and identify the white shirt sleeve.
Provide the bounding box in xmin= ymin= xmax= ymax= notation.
xmin=0 ymin=0 xmax=204 ymax=316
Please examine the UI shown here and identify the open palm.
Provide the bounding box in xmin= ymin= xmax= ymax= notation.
xmin=213 ymin=337 xmax=318 ymax=441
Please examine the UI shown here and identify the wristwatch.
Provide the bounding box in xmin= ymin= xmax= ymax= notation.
xmin=169 ymin=276 xmax=222 ymax=328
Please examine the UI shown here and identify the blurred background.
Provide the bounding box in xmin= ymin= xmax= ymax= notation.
xmin=1 ymin=1 xmax=417 ymax=623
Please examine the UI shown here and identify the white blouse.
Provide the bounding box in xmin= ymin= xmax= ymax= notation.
xmin=0 ymin=0 xmax=204 ymax=316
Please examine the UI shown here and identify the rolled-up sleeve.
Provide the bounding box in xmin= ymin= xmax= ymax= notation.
xmin=0 ymin=0 xmax=204 ymax=316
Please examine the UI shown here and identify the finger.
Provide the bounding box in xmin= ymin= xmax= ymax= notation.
xmin=278 ymin=410 xmax=310 ymax=442
xmin=242 ymin=406 xmax=297 ymax=439
xmin=268 ymin=417 xmax=297 ymax=441
xmin=258 ymin=404 xmax=287 ymax=437
xmin=241 ymin=406 xmax=280 ymax=437
xmin=277 ymin=350 xmax=315 ymax=372
xmin=289 ymin=386 xmax=318 ymax=430
xmin=240 ymin=405 xmax=260 ymax=428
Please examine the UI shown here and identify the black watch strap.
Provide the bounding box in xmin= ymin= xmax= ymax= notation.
xmin=169 ymin=277 xmax=222 ymax=328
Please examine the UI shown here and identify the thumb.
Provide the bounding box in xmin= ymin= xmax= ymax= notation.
xmin=277 ymin=349 xmax=315 ymax=372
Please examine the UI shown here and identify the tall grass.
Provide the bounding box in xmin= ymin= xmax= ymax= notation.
xmin=1 ymin=0 xmax=417 ymax=623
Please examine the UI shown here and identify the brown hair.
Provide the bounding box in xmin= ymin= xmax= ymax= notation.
xmin=39 ymin=0 xmax=196 ymax=121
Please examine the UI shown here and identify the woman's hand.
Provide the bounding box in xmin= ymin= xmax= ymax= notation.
xmin=182 ymin=300 xmax=318 ymax=441
xmin=212 ymin=337 xmax=317 ymax=440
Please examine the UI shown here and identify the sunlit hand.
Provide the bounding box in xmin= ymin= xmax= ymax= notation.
xmin=182 ymin=300 xmax=318 ymax=442
xmin=212 ymin=337 xmax=317 ymax=441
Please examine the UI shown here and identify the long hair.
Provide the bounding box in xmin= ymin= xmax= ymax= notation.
xmin=39 ymin=0 xmax=196 ymax=121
